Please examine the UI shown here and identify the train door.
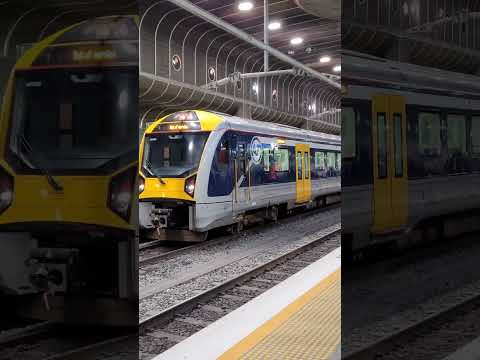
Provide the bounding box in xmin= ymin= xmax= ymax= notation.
xmin=295 ymin=144 xmax=311 ymax=203
xmin=234 ymin=139 xmax=250 ymax=206
xmin=372 ymin=94 xmax=408 ymax=233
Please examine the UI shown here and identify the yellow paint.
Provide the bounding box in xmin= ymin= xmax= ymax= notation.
xmin=0 ymin=18 xmax=139 ymax=233
xmin=218 ymin=269 xmax=340 ymax=359
xmin=295 ymin=143 xmax=311 ymax=203
xmin=0 ymin=163 xmax=135 ymax=230
xmin=372 ymin=94 xmax=408 ymax=233
xmin=139 ymin=176 xmax=194 ymax=202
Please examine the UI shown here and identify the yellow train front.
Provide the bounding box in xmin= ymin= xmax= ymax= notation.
xmin=139 ymin=110 xmax=341 ymax=241
xmin=0 ymin=16 xmax=138 ymax=325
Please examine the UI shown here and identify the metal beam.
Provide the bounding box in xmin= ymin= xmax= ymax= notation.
xmin=264 ymin=0 xmax=269 ymax=72
xmin=167 ymin=0 xmax=340 ymax=89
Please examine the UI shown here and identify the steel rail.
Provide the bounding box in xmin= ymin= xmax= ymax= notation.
xmin=139 ymin=223 xmax=340 ymax=330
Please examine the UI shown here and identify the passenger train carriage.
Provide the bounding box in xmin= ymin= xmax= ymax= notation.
xmin=139 ymin=110 xmax=341 ymax=241
xmin=342 ymin=52 xmax=480 ymax=253
xmin=0 ymin=16 xmax=138 ymax=325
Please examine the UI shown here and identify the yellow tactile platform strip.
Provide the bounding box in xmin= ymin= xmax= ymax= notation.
xmin=218 ymin=269 xmax=340 ymax=360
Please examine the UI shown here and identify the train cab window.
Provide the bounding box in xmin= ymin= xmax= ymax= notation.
xmin=304 ymin=152 xmax=310 ymax=179
xmin=297 ymin=152 xmax=303 ymax=179
xmin=393 ymin=114 xmax=403 ymax=177
xmin=377 ymin=113 xmax=388 ymax=178
xmin=472 ymin=116 xmax=480 ymax=157
xmin=342 ymin=107 xmax=356 ymax=158
xmin=447 ymin=114 xmax=466 ymax=155
xmin=418 ymin=112 xmax=441 ymax=156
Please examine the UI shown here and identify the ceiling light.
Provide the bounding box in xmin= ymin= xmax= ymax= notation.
xmin=268 ymin=21 xmax=281 ymax=30
xmin=252 ymin=82 xmax=259 ymax=94
xmin=238 ymin=1 xmax=254 ymax=11
xmin=320 ymin=56 xmax=331 ymax=63
xmin=333 ymin=65 xmax=341 ymax=72
xmin=288 ymin=50 xmax=295 ymax=55
xmin=290 ymin=37 xmax=303 ymax=45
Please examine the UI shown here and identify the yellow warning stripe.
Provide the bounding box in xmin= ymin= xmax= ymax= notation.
xmin=217 ymin=268 xmax=341 ymax=359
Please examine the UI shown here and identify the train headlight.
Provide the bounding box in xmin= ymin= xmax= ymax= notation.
xmin=0 ymin=166 xmax=13 ymax=214
xmin=108 ymin=167 xmax=136 ymax=221
xmin=139 ymin=176 xmax=145 ymax=194
xmin=184 ymin=175 xmax=196 ymax=197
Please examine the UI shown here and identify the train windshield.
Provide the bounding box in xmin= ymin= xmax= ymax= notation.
xmin=142 ymin=133 xmax=210 ymax=178
xmin=9 ymin=67 xmax=138 ymax=171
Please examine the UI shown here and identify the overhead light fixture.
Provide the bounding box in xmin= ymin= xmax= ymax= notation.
xmin=288 ymin=50 xmax=295 ymax=55
xmin=333 ymin=65 xmax=341 ymax=72
xmin=252 ymin=82 xmax=259 ymax=94
xmin=238 ymin=1 xmax=254 ymax=11
xmin=268 ymin=21 xmax=281 ymax=30
xmin=290 ymin=37 xmax=303 ymax=45
xmin=320 ymin=56 xmax=331 ymax=63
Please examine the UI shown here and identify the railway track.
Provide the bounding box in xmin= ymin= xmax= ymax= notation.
xmin=343 ymin=231 xmax=480 ymax=360
xmin=0 ymin=322 xmax=135 ymax=360
xmin=139 ymin=203 xmax=340 ymax=266
xmin=139 ymin=224 xmax=340 ymax=360
xmin=344 ymin=289 xmax=480 ymax=360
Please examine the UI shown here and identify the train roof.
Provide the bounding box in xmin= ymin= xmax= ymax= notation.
xmin=343 ymin=50 xmax=480 ymax=98
xmin=147 ymin=110 xmax=340 ymax=146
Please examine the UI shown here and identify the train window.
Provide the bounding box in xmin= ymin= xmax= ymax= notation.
xmin=377 ymin=113 xmax=388 ymax=178
xmin=327 ymin=152 xmax=336 ymax=170
xmin=274 ymin=148 xmax=290 ymax=172
xmin=342 ymin=107 xmax=356 ymax=158
xmin=217 ymin=139 xmax=230 ymax=172
xmin=393 ymin=114 xmax=403 ymax=177
xmin=418 ymin=112 xmax=441 ymax=156
xmin=472 ymin=116 xmax=480 ymax=157
xmin=263 ymin=148 xmax=271 ymax=172
xmin=297 ymin=152 xmax=303 ymax=179
xmin=304 ymin=152 xmax=310 ymax=179
xmin=336 ymin=152 xmax=341 ymax=171
xmin=447 ymin=114 xmax=466 ymax=155
xmin=314 ymin=151 xmax=326 ymax=171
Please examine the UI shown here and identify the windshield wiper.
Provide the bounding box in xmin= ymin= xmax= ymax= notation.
xmin=18 ymin=135 xmax=64 ymax=192
xmin=145 ymin=160 xmax=166 ymax=185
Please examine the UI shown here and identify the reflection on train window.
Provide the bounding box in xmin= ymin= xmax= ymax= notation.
xmin=143 ymin=133 xmax=209 ymax=178
xmin=342 ymin=107 xmax=356 ymax=158
xmin=336 ymin=152 xmax=341 ymax=171
xmin=304 ymin=152 xmax=310 ymax=179
xmin=297 ymin=152 xmax=303 ymax=179
xmin=315 ymin=151 xmax=326 ymax=171
xmin=377 ymin=113 xmax=387 ymax=178
xmin=447 ymin=114 xmax=466 ymax=155
xmin=274 ymin=148 xmax=290 ymax=172
xmin=327 ymin=152 xmax=336 ymax=171
xmin=11 ymin=68 xmax=138 ymax=171
xmin=472 ymin=116 xmax=480 ymax=157
xmin=418 ymin=112 xmax=441 ymax=156
xmin=217 ymin=139 xmax=230 ymax=172
xmin=394 ymin=114 xmax=403 ymax=177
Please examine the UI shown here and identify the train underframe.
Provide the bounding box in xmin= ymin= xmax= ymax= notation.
xmin=140 ymin=193 xmax=341 ymax=242
xmin=0 ymin=227 xmax=138 ymax=326
xmin=343 ymin=208 xmax=480 ymax=259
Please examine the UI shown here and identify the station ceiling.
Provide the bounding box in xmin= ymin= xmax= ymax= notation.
xmin=343 ymin=0 xmax=480 ymax=75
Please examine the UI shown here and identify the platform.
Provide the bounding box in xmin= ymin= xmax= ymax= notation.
xmin=154 ymin=246 xmax=341 ymax=360
xmin=443 ymin=338 xmax=480 ymax=360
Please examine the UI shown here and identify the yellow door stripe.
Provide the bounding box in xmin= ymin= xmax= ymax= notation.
xmin=217 ymin=268 xmax=341 ymax=359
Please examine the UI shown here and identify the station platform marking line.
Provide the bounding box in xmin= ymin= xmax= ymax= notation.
xmin=154 ymin=246 xmax=341 ymax=360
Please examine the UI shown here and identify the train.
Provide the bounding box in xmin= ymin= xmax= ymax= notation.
xmin=342 ymin=51 xmax=480 ymax=254
xmin=0 ymin=16 xmax=139 ymax=325
xmin=139 ymin=110 xmax=341 ymax=241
